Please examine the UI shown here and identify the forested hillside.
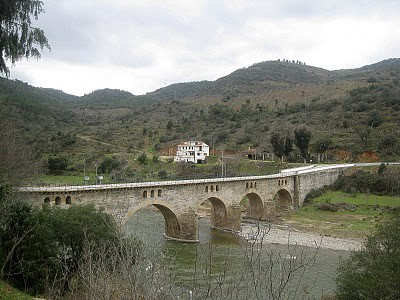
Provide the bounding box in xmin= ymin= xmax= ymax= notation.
xmin=1 ymin=59 xmax=399 ymax=169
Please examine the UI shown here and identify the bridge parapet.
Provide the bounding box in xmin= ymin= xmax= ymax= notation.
xmin=19 ymin=163 xmax=396 ymax=242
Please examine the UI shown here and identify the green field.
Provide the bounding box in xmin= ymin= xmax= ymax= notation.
xmin=284 ymin=191 xmax=400 ymax=238
xmin=311 ymin=190 xmax=400 ymax=206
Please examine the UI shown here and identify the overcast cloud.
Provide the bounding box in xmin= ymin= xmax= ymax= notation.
xmin=8 ymin=0 xmax=400 ymax=96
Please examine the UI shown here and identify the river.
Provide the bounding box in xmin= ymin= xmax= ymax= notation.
xmin=124 ymin=208 xmax=349 ymax=299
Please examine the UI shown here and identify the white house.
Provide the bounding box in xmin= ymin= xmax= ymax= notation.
xmin=174 ymin=141 xmax=210 ymax=163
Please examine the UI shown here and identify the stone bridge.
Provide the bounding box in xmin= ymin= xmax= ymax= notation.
xmin=20 ymin=164 xmax=354 ymax=242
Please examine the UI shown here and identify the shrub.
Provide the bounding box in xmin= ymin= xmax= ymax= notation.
xmin=158 ymin=170 xmax=168 ymax=179
xmin=334 ymin=168 xmax=400 ymax=196
xmin=137 ymin=153 xmax=148 ymax=165
xmin=304 ymin=187 xmax=328 ymax=205
xmin=0 ymin=202 xmax=119 ymax=295
xmin=336 ymin=212 xmax=400 ymax=299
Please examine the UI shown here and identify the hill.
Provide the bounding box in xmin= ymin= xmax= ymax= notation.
xmin=1 ymin=58 xmax=400 ymax=166
xmin=76 ymin=88 xmax=136 ymax=108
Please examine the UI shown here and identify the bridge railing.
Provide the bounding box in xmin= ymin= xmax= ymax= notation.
xmin=20 ymin=163 xmax=398 ymax=192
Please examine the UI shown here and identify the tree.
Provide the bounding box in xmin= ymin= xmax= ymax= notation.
xmin=336 ymin=212 xmax=400 ymax=299
xmin=270 ymin=130 xmax=293 ymax=163
xmin=0 ymin=203 xmax=119 ymax=295
xmin=282 ymin=131 xmax=293 ymax=162
xmin=365 ymin=110 xmax=383 ymax=128
xmin=378 ymin=133 xmax=399 ymax=157
xmin=356 ymin=125 xmax=372 ymax=150
xmin=158 ymin=169 xmax=168 ymax=179
xmin=48 ymin=156 xmax=68 ymax=174
xmin=0 ymin=118 xmax=33 ymax=200
xmin=152 ymin=154 xmax=160 ymax=163
xmin=270 ymin=132 xmax=285 ymax=162
xmin=166 ymin=119 xmax=173 ymax=130
xmin=294 ymin=127 xmax=311 ymax=163
xmin=137 ymin=152 xmax=148 ymax=165
xmin=313 ymin=136 xmax=332 ymax=162
xmin=0 ymin=0 xmax=50 ymax=76
xmin=99 ymin=156 xmax=121 ymax=174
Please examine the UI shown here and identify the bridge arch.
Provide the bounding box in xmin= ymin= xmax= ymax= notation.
xmin=274 ymin=189 xmax=293 ymax=211
xmin=202 ymin=197 xmax=228 ymax=231
xmin=124 ymin=201 xmax=181 ymax=240
xmin=241 ymin=192 xmax=264 ymax=220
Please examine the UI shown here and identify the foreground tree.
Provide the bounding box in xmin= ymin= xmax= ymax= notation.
xmin=0 ymin=203 xmax=119 ymax=296
xmin=336 ymin=212 xmax=400 ymax=299
xmin=0 ymin=0 xmax=50 ymax=75
xmin=0 ymin=118 xmax=33 ymax=196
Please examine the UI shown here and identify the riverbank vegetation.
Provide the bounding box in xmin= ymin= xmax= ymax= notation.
xmin=336 ymin=211 xmax=400 ymax=299
xmin=283 ymin=165 xmax=400 ymax=238
xmin=0 ymin=200 xmax=321 ymax=299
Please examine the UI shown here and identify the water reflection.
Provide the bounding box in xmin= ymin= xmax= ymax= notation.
xmin=125 ymin=208 xmax=348 ymax=298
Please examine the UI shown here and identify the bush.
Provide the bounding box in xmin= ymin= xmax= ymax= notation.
xmin=304 ymin=187 xmax=328 ymax=204
xmin=137 ymin=153 xmax=148 ymax=165
xmin=336 ymin=212 xmax=400 ymax=299
xmin=158 ymin=170 xmax=168 ymax=179
xmin=0 ymin=202 xmax=119 ymax=295
xmin=314 ymin=203 xmax=358 ymax=212
xmin=334 ymin=168 xmax=400 ymax=196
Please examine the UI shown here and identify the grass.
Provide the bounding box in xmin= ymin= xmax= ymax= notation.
xmin=312 ymin=190 xmax=400 ymax=207
xmin=37 ymin=173 xmax=116 ymax=186
xmin=34 ymin=160 xmax=302 ymax=186
xmin=282 ymin=191 xmax=400 ymax=238
xmin=0 ymin=280 xmax=33 ymax=300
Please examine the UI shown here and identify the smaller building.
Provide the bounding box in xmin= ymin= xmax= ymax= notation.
xmin=174 ymin=141 xmax=210 ymax=163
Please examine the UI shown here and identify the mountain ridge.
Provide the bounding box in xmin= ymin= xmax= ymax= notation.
xmin=1 ymin=57 xmax=399 ymax=162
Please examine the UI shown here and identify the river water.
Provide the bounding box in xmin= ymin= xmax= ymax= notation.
xmin=125 ymin=208 xmax=349 ymax=299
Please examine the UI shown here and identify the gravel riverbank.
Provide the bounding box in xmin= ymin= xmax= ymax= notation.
xmin=240 ymin=223 xmax=364 ymax=251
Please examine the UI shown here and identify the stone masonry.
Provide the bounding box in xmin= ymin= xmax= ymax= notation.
xmin=20 ymin=164 xmax=351 ymax=242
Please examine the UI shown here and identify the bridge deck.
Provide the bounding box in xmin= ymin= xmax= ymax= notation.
xmin=19 ymin=164 xmax=357 ymax=193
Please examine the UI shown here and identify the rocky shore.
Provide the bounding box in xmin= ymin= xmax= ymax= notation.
xmin=240 ymin=223 xmax=364 ymax=251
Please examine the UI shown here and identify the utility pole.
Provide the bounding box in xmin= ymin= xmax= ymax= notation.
xmin=95 ymin=162 xmax=98 ymax=185
xmin=83 ymin=159 xmax=86 ymax=185
xmin=221 ymin=149 xmax=226 ymax=178
xmin=221 ymin=150 xmax=224 ymax=177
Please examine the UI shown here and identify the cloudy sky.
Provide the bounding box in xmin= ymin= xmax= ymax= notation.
xmin=9 ymin=0 xmax=400 ymax=96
